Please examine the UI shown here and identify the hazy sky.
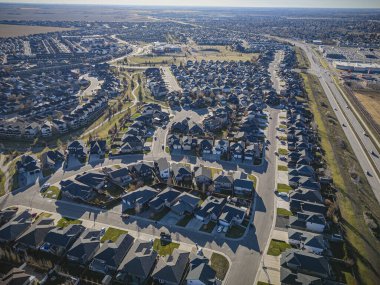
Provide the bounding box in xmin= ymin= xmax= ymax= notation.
xmin=1 ymin=0 xmax=380 ymax=8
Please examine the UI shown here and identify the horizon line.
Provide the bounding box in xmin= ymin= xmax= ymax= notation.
xmin=1 ymin=2 xmax=380 ymax=9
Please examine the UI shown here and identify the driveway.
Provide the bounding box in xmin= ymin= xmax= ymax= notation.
xmin=186 ymin=217 xmax=204 ymax=231
xmin=159 ymin=211 xmax=181 ymax=225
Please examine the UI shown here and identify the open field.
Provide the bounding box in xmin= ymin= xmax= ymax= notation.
xmin=353 ymin=90 xmax=380 ymax=126
xmin=128 ymin=45 xmax=259 ymax=66
xmin=0 ymin=24 xmax=74 ymax=38
xmin=300 ymin=69 xmax=380 ymax=285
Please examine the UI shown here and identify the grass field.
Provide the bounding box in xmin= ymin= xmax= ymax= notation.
xmin=277 ymin=183 xmax=292 ymax=193
xmin=295 ymin=46 xmax=310 ymax=69
xmin=56 ymin=217 xmax=81 ymax=228
xmin=278 ymin=165 xmax=288 ymax=171
xmin=211 ymin=253 xmax=229 ymax=280
xmin=0 ymin=24 xmax=75 ymax=38
xmin=101 ymin=227 xmax=128 ymax=242
xmin=353 ymin=90 xmax=380 ymax=126
xmin=267 ymin=239 xmax=292 ymax=256
xmin=299 ymin=49 xmax=380 ymax=284
xmin=42 ymin=186 xmax=62 ymax=200
xmin=278 ymin=148 xmax=288 ymax=155
xmin=0 ymin=170 xmax=5 ymax=197
xmin=153 ymin=239 xmax=179 ymax=256
xmin=128 ymin=45 xmax=259 ymax=66
xmin=277 ymin=208 xmax=293 ymax=217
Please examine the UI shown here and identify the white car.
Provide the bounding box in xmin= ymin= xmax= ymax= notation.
xmin=217 ymin=226 xmax=223 ymax=233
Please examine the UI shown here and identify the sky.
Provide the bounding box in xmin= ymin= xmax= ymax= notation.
xmin=1 ymin=0 xmax=380 ymax=9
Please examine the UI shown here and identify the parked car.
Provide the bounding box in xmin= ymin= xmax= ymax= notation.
xmin=217 ymin=226 xmax=223 ymax=233
xmin=40 ymin=183 xmax=50 ymax=192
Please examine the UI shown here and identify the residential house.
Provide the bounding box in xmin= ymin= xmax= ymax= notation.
xmin=0 ymin=268 xmax=37 ymax=285
xmin=280 ymin=267 xmax=322 ymax=285
xmin=41 ymin=150 xmax=64 ymax=170
xmin=41 ymin=224 xmax=85 ymax=256
xmin=16 ymin=218 xmax=55 ymax=250
xmin=149 ymin=187 xmax=181 ymax=212
xmin=106 ymin=167 xmax=132 ymax=187
xmin=116 ymin=240 xmax=158 ymax=284
xmin=218 ymin=204 xmax=246 ymax=228
xmin=60 ymin=180 xmax=96 ymax=202
xmin=172 ymin=163 xmax=192 ymax=183
xmin=155 ymin=158 xmax=171 ymax=179
xmin=66 ymin=228 xmax=102 ymax=265
xmin=130 ymin=163 xmax=153 ymax=178
xmin=89 ymin=140 xmax=107 ymax=157
xmin=195 ymin=196 xmax=225 ymax=222
xmin=171 ymin=193 xmax=201 ymax=216
xmin=281 ymin=249 xmax=332 ymax=279
xmin=213 ymin=172 xmax=234 ymax=192
xmin=122 ymin=186 xmax=158 ymax=211
xmin=186 ymin=255 xmax=216 ymax=285
xmin=288 ymin=212 xmax=326 ymax=233
xmin=89 ymin=234 xmax=134 ymax=274
xmin=0 ymin=210 xmax=32 ymax=243
xmin=288 ymin=229 xmax=328 ymax=255
xmin=152 ymin=249 xmax=190 ymax=285
xmin=233 ymin=178 xmax=254 ymax=195
xmin=194 ymin=166 xmax=213 ymax=186
xmin=16 ymin=155 xmax=40 ymax=175
xmin=67 ymin=140 xmax=87 ymax=159
xmin=198 ymin=139 xmax=213 ymax=155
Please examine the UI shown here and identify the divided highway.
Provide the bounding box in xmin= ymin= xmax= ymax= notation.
xmin=295 ymin=42 xmax=380 ymax=202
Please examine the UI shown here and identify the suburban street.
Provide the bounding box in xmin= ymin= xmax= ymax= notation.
xmin=0 ymin=103 xmax=280 ymax=285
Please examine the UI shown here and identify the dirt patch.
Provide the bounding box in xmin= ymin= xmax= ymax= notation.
xmin=353 ymin=90 xmax=380 ymax=126
xmin=0 ymin=24 xmax=74 ymax=38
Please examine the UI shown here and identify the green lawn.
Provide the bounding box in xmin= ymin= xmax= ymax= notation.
xmin=200 ymin=221 xmax=217 ymax=233
xmin=101 ymin=227 xmax=128 ymax=242
xmin=56 ymin=217 xmax=82 ymax=228
xmin=277 ymin=183 xmax=292 ymax=193
xmin=248 ymin=174 xmax=257 ymax=187
xmin=225 ymin=225 xmax=246 ymax=238
xmin=278 ymin=165 xmax=288 ymax=171
xmin=277 ymin=208 xmax=293 ymax=217
xmin=131 ymin=112 xmax=141 ymax=119
xmin=278 ymin=135 xmax=287 ymax=141
xmin=150 ymin=207 xmax=170 ymax=221
xmin=267 ymin=239 xmax=292 ymax=256
xmin=176 ymin=214 xmax=193 ymax=227
xmin=146 ymin=137 xmax=153 ymax=142
xmin=279 ymin=124 xmax=287 ymax=129
xmin=278 ymin=148 xmax=288 ymax=155
xmin=153 ymin=239 xmax=179 ymax=256
xmin=211 ymin=253 xmax=229 ymax=280
xmin=42 ymin=186 xmax=62 ymax=200
xmin=257 ymin=282 xmax=272 ymax=285
xmin=0 ymin=170 xmax=5 ymax=197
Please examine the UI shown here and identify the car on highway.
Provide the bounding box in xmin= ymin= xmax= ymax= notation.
xmin=342 ymin=123 xmax=346 ymax=127
xmin=154 ymin=137 xmax=157 ymax=141
xmin=367 ymin=170 xmax=372 ymax=177
xmin=162 ymin=145 xmax=165 ymax=150
xmin=346 ymin=105 xmax=349 ymax=109
xmin=363 ymin=132 xmax=368 ymax=137
xmin=334 ymin=107 xmax=337 ymax=111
